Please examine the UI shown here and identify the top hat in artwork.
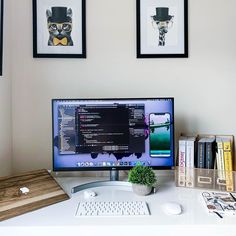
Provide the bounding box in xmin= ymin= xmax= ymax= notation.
xmin=152 ymin=7 xmax=173 ymax=21
xmin=50 ymin=7 xmax=70 ymax=23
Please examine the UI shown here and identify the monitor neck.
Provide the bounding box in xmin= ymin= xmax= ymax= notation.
xmin=110 ymin=169 xmax=119 ymax=181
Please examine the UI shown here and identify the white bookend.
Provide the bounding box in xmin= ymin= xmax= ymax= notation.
xmin=178 ymin=137 xmax=187 ymax=187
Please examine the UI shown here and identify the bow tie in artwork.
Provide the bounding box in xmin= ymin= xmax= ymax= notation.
xmin=151 ymin=7 xmax=174 ymax=46
xmin=53 ymin=37 xmax=68 ymax=46
xmin=46 ymin=6 xmax=74 ymax=46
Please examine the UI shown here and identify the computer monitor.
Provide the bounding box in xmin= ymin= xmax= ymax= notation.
xmin=52 ymin=98 xmax=174 ymax=191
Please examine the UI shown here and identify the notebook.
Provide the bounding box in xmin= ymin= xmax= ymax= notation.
xmin=201 ymin=191 xmax=236 ymax=217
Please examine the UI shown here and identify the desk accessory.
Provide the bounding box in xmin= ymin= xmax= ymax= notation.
xmin=201 ymin=191 xmax=236 ymax=217
xmin=176 ymin=134 xmax=235 ymax=192
xmin=175 ymin=167 xmax=236 ymax=192
xmin=161 ymin=202 xmax=182 ymax=215
xmin=76 ymin=201 xmax=150 ymax=217
xmin=0 ymin=169 xmax=69 ymax=221
xmin=19 ymin=187 xmax=30 ymax=194
xmin=128 ymin=165 xmax=157 ymax=196
xmin=83 ymin=190 xmax=97 ymax=199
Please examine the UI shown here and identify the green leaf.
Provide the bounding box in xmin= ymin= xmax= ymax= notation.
xmin=128 ymin=166 xmax=157 ymax=187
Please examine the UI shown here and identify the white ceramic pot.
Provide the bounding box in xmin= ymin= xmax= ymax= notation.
xmin=132 ymin=183 xmax=152 ymax=196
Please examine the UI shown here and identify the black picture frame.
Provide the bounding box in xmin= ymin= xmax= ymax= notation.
xmin=136 ymin=0 xmax=188 ymax=58
xmin=0 ymin=0 xmax=3 ymax=75
xmin=33 ymin=0 xmax=86 ymax=58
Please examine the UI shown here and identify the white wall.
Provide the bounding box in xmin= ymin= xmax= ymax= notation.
xmin=0 ymin=0 xmax=12 ymax=176
xmin=10 ymin=0 xmax=236 ymax=173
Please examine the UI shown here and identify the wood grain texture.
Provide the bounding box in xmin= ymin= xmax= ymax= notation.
xmin=0 ymin=169 xmax=69 ymax=221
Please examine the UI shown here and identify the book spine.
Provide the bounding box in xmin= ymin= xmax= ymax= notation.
xmin=186 ymin=140 xmax=195 ymax=188
xmin=216 ymin=141 xmax=224 ymax=170
xmin=223 ymin=141 xmax=233 ymax=171
xmin=215 ymin=140 xmax=226 ymax=190
xmin=186 ymin=140 xmax=195 ymax=168
xmin=178 ymin=139 xmax=186 ymax=187
xmin=223 ymin=141 xmax=234 ymax=192
xmin=197 ymin=141 xmax=205 ymax=168
xmin=205 ymin=142 xmax=214 ymax=169
xmin=216 ymin=141 xmax=225 ymax=181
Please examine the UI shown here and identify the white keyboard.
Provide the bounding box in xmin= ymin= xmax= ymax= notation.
xmin=76 ymin=201 xmax=150 ymax=217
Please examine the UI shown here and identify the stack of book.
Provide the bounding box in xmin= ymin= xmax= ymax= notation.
xmin=178 ymin=136 xmax=196 ymax=188
xmin=177 ymin=135 xmax=234 ymax=191
xmin=197 ymin=137 xmax=215 ymax=169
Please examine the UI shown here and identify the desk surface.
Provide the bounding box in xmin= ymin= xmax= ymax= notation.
xmin=1 ymin=171 xmax=236 ymax=236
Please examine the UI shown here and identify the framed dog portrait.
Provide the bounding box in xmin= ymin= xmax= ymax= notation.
xmin=33 ymin=0 xmax=86 ymax=58
xmin=136 ymin=0 xmax=188 ymax=58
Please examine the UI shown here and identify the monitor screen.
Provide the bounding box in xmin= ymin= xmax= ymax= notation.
xmin=52 ymin=98 xmax=174 ymax=171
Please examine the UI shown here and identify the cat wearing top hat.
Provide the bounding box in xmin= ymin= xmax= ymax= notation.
xmin=46 ymin=6 xmax=73 ymax=46
xmin=151 ymin=7 xmax=174 ymax=46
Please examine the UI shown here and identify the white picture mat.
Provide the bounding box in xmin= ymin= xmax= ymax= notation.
xmin=140 ymin=0 xmax=185 ymax=54
xmin=36 ymin=0 xmax=83 ymax=54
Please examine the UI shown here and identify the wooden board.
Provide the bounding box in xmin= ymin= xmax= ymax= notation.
xmin=0 ymin=169 xmax=69 ymax=221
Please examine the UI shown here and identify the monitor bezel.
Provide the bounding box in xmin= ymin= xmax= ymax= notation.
xmin=52 ymin=97 xmax=175 ymax=171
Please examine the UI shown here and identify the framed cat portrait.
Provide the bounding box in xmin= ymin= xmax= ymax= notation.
xmin=33 ymin=0 xmax=86 ymax=58
xmin=136 ymin=0 xmax=188 ymax=58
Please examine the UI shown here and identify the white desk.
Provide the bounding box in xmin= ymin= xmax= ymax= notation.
xmin=1 ymin=171 xmax=236 ymax=236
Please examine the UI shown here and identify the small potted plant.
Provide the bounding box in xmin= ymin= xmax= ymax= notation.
xmin=128 ymin=165 xmax=157 ymax=196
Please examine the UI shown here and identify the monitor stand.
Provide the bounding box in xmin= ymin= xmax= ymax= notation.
xmin=71 ymin=170 xmax=132 ymax=194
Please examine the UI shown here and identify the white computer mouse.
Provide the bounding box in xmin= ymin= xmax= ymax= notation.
xmin=162 ymin=202 xmax=182 ymax=215
xmin=83 ymin=190 xmax=97 ymax=199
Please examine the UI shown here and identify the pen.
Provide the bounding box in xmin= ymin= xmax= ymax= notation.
xmin=213 ymin=211 xmax=223 ymax=219
xmin=229 ymin=193 xmax=236 ymax=202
